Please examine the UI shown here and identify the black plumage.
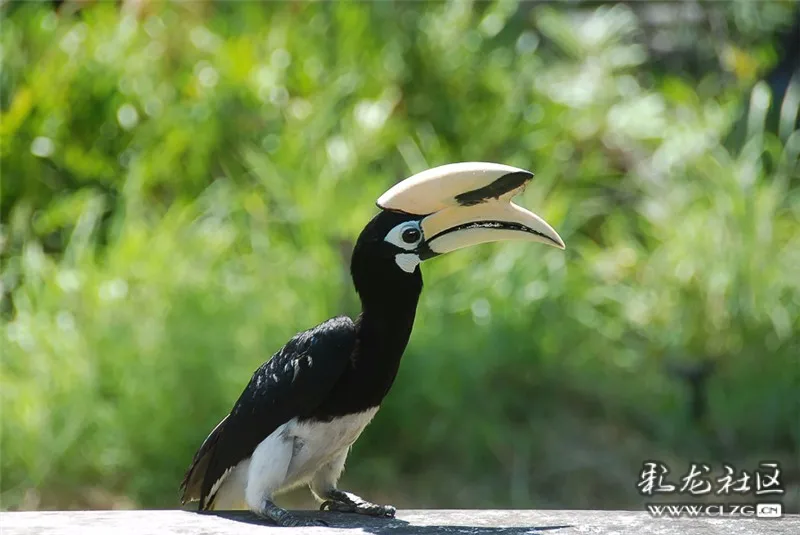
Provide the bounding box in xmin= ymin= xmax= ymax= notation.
xmin=181 ymin=211 xmax=424 ymax=524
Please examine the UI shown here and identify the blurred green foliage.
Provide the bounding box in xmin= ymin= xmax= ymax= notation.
xmin=1 ymin=0 xmax=799 ymax=512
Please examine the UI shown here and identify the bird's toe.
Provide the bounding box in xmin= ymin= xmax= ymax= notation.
xmin=357 ymin=503 xmax=396 ymax=518
xmin=320 ymin=499 xmax=355 ymax=513
xmin=276 ymin=514 xmax=328 ymax=527
xmin=277 ymin=515 xmax=301 ymax=527
xmin=320 ymin=498 xmax=395 ymax=518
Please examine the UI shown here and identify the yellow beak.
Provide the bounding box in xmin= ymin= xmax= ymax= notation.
xmin=377 ymin=162 xmax=565 ymax=259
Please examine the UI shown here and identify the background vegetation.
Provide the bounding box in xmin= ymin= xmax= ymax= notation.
xmin=2 ymin=0 xmax=798 ymax=513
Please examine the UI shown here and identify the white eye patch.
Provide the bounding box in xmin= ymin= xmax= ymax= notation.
xmin=384 ymin=221 xmax=424 ymax=251
xmin=384 ymin=221 xmax=423 ymax=274
xmin=395 ymin=253 xmax=420 ymax=273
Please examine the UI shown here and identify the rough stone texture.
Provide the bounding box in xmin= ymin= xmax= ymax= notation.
xmin=1 ymin=509 xmax=797 ymax=535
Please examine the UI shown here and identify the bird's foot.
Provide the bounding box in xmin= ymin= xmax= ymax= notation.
xmin=274 ymin=515 xmax=329 ymax=528
xmin=320 ymin=498 xmax=396 ymax=518
xmin=256 ymin=499 xmax=328 ymax=527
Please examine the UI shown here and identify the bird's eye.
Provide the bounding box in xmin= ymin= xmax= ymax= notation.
xmin=385 ymin=221 xmax=423 ymax=251
xmin=401 ymin=227 xmax=421 ymax=244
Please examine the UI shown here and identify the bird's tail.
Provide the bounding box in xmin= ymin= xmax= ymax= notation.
xmin=179 ymin=415 xmax=229 ymax=509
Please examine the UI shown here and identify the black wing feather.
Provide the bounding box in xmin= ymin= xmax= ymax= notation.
xmin=180 ymin=315 xmax=357 ymax=509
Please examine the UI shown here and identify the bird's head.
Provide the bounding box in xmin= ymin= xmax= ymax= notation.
xmin=351 ymin=162 xmax=564 ymax=298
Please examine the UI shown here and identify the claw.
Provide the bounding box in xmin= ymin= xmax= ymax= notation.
xmin=377 ymin=504 xmax=396 ymax=518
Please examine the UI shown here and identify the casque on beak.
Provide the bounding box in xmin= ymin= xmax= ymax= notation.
xmin=377 ymin=162 xmax=565 ymax=260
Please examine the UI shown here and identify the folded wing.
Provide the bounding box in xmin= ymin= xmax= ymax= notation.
xmin=180 ymin=315 xmax=358 ymax=509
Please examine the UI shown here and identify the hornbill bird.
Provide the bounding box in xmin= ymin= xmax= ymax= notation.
xmin=180 ymin=162 xmax=565 ymax=526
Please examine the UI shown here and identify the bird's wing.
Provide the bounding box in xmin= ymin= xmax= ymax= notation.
xmin=179 ymin=315 xmax=357 ymax=510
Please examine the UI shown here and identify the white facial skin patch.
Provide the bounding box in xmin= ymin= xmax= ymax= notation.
xmin=384 ymin=221 xmax=423 ymax=251
xmin=384 ymin=220 xmax=424 ymax=273
xmin=394 ymin=253 xmax=420 ymax=273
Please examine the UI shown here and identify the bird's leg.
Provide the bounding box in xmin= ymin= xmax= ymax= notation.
xmin=319 ymin=489 xmax=396 ymax=518
xmin=255 ymin=498 xmax=328 ymax=527
xmin=246 ymin=437 xmax=327 ymax=527
xmin=311 ymin=450 xmax=396 ymax=518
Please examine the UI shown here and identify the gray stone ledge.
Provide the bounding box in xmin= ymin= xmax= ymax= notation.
xmin=1 ymin=509 xmax=797 ymax=535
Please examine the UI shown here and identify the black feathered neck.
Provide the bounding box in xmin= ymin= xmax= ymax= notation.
xmin=308 ymin=211 xmax=424 ymax=419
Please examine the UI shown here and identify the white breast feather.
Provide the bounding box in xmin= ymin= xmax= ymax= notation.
xmin=218 ymin=408 xmax=380 ymax=511
xmin=284 ymin=408 xmax=379 ymax=485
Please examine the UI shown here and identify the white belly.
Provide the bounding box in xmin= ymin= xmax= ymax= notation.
xmin=283 ymin=408 xmax=379 ymax=485
xmin=213 ymin=408 xmax=379 ymax=510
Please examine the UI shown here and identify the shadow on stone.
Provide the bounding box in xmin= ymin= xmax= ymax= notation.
xmin=203 ymin=510 xmax=572 ymax=534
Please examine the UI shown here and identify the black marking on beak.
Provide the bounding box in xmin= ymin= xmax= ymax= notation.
xmin=454 ymin=171 xmax=533 ymax=206
xmin=426 ymin=220 xmax=561 ymax=247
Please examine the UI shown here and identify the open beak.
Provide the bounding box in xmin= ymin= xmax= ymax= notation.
xmin=377 ymin=162 xmax=565 ymax=259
